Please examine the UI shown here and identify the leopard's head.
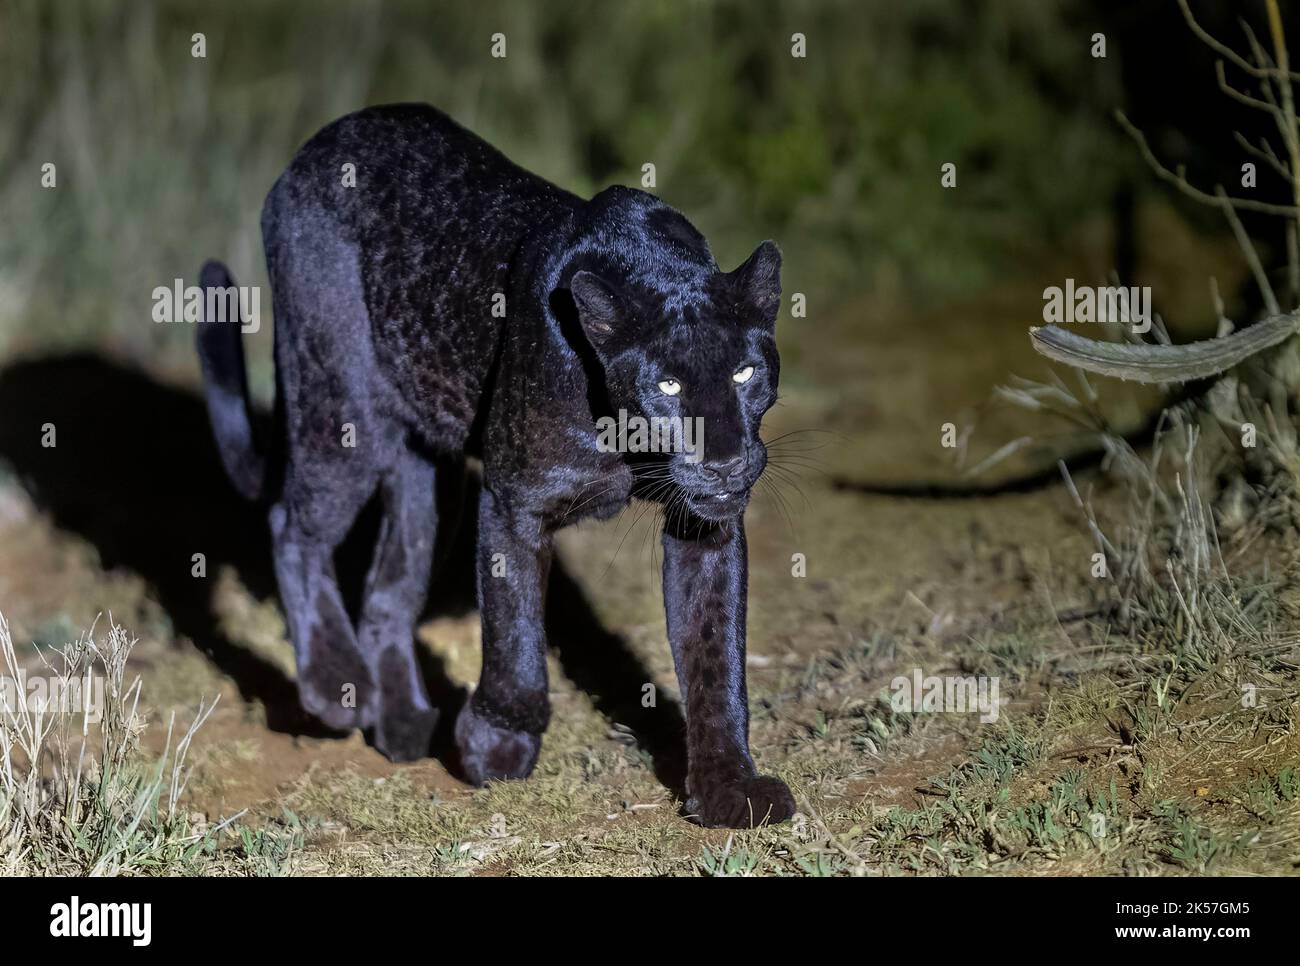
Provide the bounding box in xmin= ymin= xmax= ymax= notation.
xmin=565 ymin=193 xmax=781 ymax=523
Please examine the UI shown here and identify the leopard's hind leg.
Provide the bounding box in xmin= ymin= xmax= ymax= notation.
xmin=353 ymin=436 xmax=440 ymax=761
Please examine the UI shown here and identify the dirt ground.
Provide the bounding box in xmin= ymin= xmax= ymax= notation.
xmin=1 ymin=202 xmax=1297 ymax=876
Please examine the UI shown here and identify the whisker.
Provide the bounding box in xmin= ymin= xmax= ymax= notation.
xmin=601 ymin=495 xmax=664 ymax=580
xmin=757 ymin=475 xmax=798 ymax=540
xmin=761 ymin=428 xmax=843 ymax=457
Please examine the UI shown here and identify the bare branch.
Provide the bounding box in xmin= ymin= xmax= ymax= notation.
xmin=1265 ymin=0 xmax=1300 ymax=218
xmin=1207 ymin=276 xmax=1233 ymax=337
xmin=1179 ymin=0 xmax=1300 ymax=81
xmin=1115 ymin=111 xmax=1299 ymax=216
xmin=1232 ymin=130 xmax=1290 ymax=178
xmin=1216 ymin=59 xmax=1277 ymax=113
xmin=1241 ymin=21 xmax=1300 ymax=159
xmin=1215 ymin=185 xmax=1280 ymax=315
xmin=1289 ymin=220 xmax=1300 ymax=305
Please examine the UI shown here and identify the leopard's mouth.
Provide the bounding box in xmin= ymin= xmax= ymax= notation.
xmin=684 ymin=487 xmax=750 ymax=520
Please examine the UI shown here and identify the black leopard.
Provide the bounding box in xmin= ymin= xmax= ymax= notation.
xmin=196 ymin=103 xmax=793 ymax=828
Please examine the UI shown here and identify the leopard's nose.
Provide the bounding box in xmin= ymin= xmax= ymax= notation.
xmin=701 ymin=455 xmax=745 ymax=485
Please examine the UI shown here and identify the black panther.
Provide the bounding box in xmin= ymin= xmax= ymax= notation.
xmin=197 ymin=103 xmax=794 ymax=828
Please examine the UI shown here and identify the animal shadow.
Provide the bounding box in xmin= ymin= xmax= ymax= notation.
xmin=0 ymin=352 xmax=686 ymax=794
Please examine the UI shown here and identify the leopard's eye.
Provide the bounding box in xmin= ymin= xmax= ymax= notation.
xmin=732 ymin=365 xmax=755 ymax=384
xmin=658 ymin=378 xmax=682 ymax=396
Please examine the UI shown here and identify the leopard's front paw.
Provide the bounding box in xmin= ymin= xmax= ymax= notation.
xmin=689 ymin=774 xmax=796 ymax=828
xmin=454 ymin=701 xmax=542 ymax=785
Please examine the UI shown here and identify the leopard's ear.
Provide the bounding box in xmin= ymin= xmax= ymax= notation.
xmin=728 ymin=240 xmax=782 ymax=329
xmin=569 ymin=270 xmax=625 ymax=351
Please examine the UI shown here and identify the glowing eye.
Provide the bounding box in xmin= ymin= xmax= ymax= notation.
xmin=732 ymin=365 xmax=755 ymax=384
xmin=658 ymin=378 xmax=682 ymax=396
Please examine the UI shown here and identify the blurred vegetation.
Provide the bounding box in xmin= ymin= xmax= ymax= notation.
xmin=0 ymin=0 xmax=1136 ymax=389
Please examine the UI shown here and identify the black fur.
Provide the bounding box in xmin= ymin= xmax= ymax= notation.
xmin=197 ymin=103 xmax=793 ymax=828
xmin=196 ymin=260 xmax=266 ymax=502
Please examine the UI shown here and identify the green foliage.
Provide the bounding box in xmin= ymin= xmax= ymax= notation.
xmin=0 ymin=0 xmax=1131 ymax=376
xmin=696 ymin=836 xmax=766 ymax=876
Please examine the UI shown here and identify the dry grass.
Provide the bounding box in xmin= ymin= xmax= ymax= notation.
xmin=0 ymin=612 xmax=291 ymax=875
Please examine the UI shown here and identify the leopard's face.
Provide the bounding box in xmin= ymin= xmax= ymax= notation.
xmin=570 ymin=239 xmax=782 ymax=523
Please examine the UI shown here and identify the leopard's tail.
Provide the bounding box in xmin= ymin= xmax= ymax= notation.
xmin=196 ymin=260 xmax=268 ymax=502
